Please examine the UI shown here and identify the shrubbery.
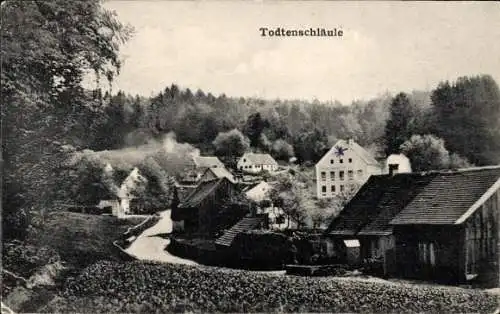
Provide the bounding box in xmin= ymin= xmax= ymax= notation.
xmin=41 ymin=260 xmax=499 ymax=313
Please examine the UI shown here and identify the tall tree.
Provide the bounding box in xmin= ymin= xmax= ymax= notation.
xmin=243 ymin=112 xmax=269 ymax=148
xmin=1 ymin=0 xmax=133 ymax=236
xmin=384 ymin=93 xmax=415 ymax=155
xmin=213 ymin=129 xmax=250 ymax=157
xmin=430 ymin=75 xmax=500 ymax=165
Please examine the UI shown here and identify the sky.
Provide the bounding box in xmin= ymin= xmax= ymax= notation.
xmin=103 ymin=1 xmax=500 ymax=104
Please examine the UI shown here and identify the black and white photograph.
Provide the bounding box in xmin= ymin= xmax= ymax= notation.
xmin=2 ymin=1 xmax=500 ymax=313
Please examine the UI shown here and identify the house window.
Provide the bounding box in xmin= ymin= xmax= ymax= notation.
xmin=340 ymin=185 xmax=344 ymax=192
xmin=348 ymin=158 xmax=352 ymax=163
xmin=339 ymin=171 xmax=345 ymax=181
xmin=340 ymin=159 xmax=344 ymax=164
xmin=330 ymin=171 xmax=335 ymax=180
xmin=348 ymin=170 xmax=354 ymax=180
xmin=321 ymin=171 xmax=326 ymax=181
xmin=357 ymin=169 xmax=363 ymax=177
xmin=330 ymin=159 xmax=334 ymax=164
xmin=243 ymin=158 xmax=246 ymax=162
xmin=331 ymin=185 xmax=336 ymax=193
xmin=321 ymin=185 xmax=326 ymax=193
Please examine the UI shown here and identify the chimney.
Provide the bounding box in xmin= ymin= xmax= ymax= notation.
xmin=389 ymin=164 xmax=399 ymax=176
xmin=347 ymin=138 xmax=353 ymax=146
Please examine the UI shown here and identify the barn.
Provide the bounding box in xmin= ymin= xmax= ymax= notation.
xmin=390 ymin=166 xmax=500 ymax=287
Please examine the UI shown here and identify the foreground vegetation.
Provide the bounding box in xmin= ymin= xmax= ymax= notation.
xmin=42 ymin=260 xmax=498 ymax=313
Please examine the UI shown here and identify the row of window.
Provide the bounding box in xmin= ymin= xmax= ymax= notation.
xmin=240 ymin=164 xmax=274 ymax=169
xmin=320 ymin=169 xmax=363 ymax=181
xmin=330 ymin=158 xmax=353 ymax=164
xmin=320 ymin=184 xmax=356 ymax=194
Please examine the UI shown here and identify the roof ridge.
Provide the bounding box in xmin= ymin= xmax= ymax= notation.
xmin=415 ymin=165 xmax=500 ymax=176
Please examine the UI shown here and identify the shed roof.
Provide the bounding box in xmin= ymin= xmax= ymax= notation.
xmin=390 ymin=166 xmax=500 ymax=225
xmin=241 ymin=153 xmax=278 ymax=166
xmin=215 ymin=216 xmax=266 ymax=247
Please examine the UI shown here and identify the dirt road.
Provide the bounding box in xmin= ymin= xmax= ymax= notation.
xmin=125 ymin=210 xmax=198 ymax=265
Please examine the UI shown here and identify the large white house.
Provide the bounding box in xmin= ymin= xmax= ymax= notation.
xmin=315 ymin=139 xmax=382 ymax=198
xmin=237 ymin=153 xmax=279 ymax=174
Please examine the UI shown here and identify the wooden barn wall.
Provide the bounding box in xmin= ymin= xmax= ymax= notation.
xmin=464 ymin=188 xmax=499 ymax=287
xmin=393 ymin=225 xmax=464 ymax=284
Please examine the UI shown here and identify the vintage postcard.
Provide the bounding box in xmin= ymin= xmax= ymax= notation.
xmin=2 ymin=1 xmax=500 ymax=313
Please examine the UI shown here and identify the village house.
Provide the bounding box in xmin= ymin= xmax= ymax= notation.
xmin=315 ymin=139 xmax=382 ymax=199
xmin=97 ymin=166 xmax=147 ymax=217
xmin=325 ymin=166 xmax=500 ymax=287
xmin=171 ymin=177 xmax=247 ymax=235
xmin=177 ymin=156 xmax=228 ymax=186
xmin=243 ymin=181 xmax=273 ymax=203
xmin=237 ymin=153 xmax=279 ymax=174
xmin=242 ymin=181 xmax=291 ymax=230
xmin=199 ymin=166 xmax=237 ymax=184
xmin=193 ymin=156 xmax=225 ymax=169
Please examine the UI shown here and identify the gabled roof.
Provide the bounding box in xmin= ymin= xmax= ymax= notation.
xmin=241 ymin=153 xmax=278 ymax=166
xmin=317 ymin=139 xmax=379 ymax=167
xmin=325 ymin=175 xmax=393 ymax=236
xmin=193 ymin=156 xmax=224 ymax=168
xmin=390 ymin=166 xmax=500 ymax=225
xmin=243 ymin=181 xmax=271 ymax=192
xmin=215 ymin=216 xmax=266 ymax=247
xmin=202 ymin=167 xmax=237 ymax=184
xmin=358 ymin=174 xmax=436 ymax=235
xmin=179 ymin=178 xmax=229 ymax=208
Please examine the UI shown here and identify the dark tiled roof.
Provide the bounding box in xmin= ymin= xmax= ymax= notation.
xmin=215 ymin=216 xmax=266 ymax=246
xmin=325 ymin=175 xmax=391 ymax=236
xmin=390 ymin=167 xmax=500 ymax=225
xmin=358 ymin=174 xmax=436 ymax=235
xmin=179 ymin=178 xmax=225 ymax=208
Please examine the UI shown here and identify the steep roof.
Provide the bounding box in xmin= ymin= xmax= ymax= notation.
xmin=325 ymin=175 xmax=393 ymax=236
xmin=317 ymin=139 xmax=379 ymax=167
xmin=193 ymin=156 xmax=225 ymax=168
xmin=390 ymin=166 xmax=500 ymax=225
xmin=215 ymin=216 xmax=266 ymax=246
xmin=357 ymin=174 xmax=436 ymax=235
xmin=242 ymin=153 xmax=278 ymax=166
xmin=179 ymin=178 xmax=228 ymax=208
xmin=203 ymin=167 xmax=237 ymax=184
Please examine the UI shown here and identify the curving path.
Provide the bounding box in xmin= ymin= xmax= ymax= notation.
xmin=125 ymin=210 xmax=198 ymax=265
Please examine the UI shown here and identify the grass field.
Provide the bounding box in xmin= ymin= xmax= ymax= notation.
xmin=41 ymin=260 xmax=499 ymax=313
xmin=27 ymin=211 xmax=147 ymax=267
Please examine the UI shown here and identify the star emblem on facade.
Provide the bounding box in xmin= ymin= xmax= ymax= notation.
xmin=334 ymin=145 xmax=348 ymax=156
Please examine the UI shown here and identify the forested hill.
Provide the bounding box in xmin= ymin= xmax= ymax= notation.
xmin=95 ymin=85 xmax=431 ymax=163
xmin=94 ymin=75 xmax=500 ymax=170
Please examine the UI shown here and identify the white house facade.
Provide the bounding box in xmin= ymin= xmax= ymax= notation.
xmin=315 ymin=139 xmax=382 ymax=198
xmin=237 ymin=153 xmax=279 ymax=174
